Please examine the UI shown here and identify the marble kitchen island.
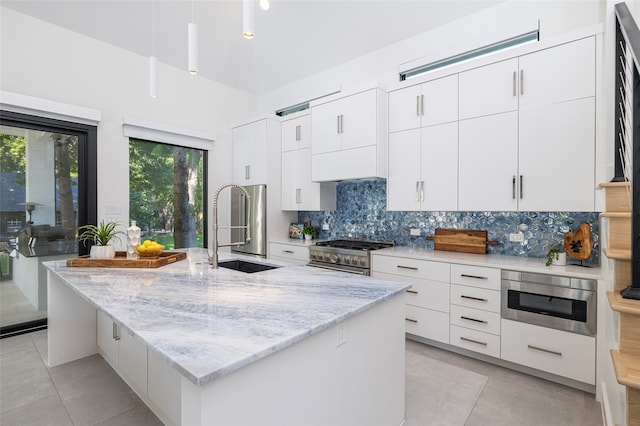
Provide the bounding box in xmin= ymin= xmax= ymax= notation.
xmin=44 ymin=255 xmax=410 ymax=426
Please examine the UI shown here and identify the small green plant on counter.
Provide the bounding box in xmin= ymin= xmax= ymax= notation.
xmin=545 ymin=247 xmax=563 ymax=267
xmin=302 ymin=225 xmax=317 ymax=237
xmin=77 ymin=220 xmax=125 ymax=246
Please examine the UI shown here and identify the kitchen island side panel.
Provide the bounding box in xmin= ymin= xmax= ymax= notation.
xmin=180 ymin=294 xmax=406 ymax=426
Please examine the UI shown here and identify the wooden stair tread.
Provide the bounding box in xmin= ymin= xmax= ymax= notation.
xmin=608 ymin=291 xmax=640 ymax=315
xmin=604 ymin=247 xmax=632 ymax=260
xmin=599 ymin=182 xmax=631 ymax=189
xmin=611 ymin=350 xmax=640 ymax=390
xmin=601 ymin=212 xmax=632 ymax=218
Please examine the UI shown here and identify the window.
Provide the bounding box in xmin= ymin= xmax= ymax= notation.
xmin=129 ymin=139 xmax=207 ymax=249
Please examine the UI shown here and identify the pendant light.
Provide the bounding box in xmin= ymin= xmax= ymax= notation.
xmin=149 ymin=1 xmax=157 ymax=98
xmin=243 ymin=0 xmax=255 ymax=39
xmin=259 ymin=0 xmax=270 ymax=11
xmin=188 ymin=0 xmax=198 ymax=74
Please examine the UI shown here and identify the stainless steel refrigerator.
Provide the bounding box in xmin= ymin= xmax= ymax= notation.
xmin=231 ymin=184 xmax=267 ymax=258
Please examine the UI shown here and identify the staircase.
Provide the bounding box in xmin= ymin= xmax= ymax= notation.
xmin=601 ymin=182 xmax=634 ymax=425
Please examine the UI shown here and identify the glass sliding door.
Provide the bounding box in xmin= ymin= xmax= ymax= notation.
xmin=0 ymin=112 xmax=96 ymax=337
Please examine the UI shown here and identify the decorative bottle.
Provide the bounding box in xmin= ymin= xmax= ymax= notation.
xmin=127 ymin=220 xmax=141 ymax=260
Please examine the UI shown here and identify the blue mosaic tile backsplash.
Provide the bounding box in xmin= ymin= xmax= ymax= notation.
xmin=298 ymin=179 xmax=600 ymax=265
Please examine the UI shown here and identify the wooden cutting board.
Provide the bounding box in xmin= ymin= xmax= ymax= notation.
xmin=426 ymin=228 xmax=497 ymax=254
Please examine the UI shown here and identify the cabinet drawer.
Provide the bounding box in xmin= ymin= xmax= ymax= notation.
xmin=373 ymin=271 xmax=449 ymax=312
xmin=450 ymin=304 xmax=501 ymax=335
xmin=405 ymin=305 xmax=449 ymax=344
xmin=450 ymin=325 xmax=500 ymax=358
xmin=450 ymin=284 xmax=500 ymax=313
xmin=371 ymin=255 xmax=450 ymax=282
xmin=501 ymin=319 xmax=595 ymax=385
xmin=269 ymin=243 xmax=309 ymax=262
xmin=450 ymin=264 xmax=500 ymax=290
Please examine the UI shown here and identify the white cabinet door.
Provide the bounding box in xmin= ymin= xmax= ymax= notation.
xmin=281 ymin=150 xmax=300 ymax=211
xmin=282 ymin=148 xmax=335 ymax=211
xmin=97 ymin=310 xmax=118 ymax=363
xmin=518 ymin=97 xmax=595 ymax=211
xmin=459 ymin=58 xmax=518 ymax=120
xmin=341 ymin=89 xmax=377 ymax=151
xmin=421 ymin=122 xmax=458 ymax=211
xmin=518 ymin=37 xmax=595 ymax=110
xmin=311 ymin=101 xmax=342 ymax=155
xmin=389 ymin=85 xmax=422 ymax=133
xmin=232 ymin=120 xmax=268 ymax=185
xmin=387 ymin=129 xmax=421 ymax=211
xmin=458 ymin=111 xmax=518 ymax=211
xmin=282 ymin=114 xmax=311 ymax=152
xmin=118 ymin=329 xmax=148 ymax=396
xmin=421 ymin=74 xmax=458 ymax=127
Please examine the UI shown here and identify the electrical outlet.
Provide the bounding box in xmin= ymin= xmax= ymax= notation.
xmin=410 ymin=228 xmax=421 ymax=236
xmin=336 ymin=321 xmax=347 ymax=347
xmin=509 ymin=232 xmax=524 ymax=242
xmin=322 ymin=223 xmax=329 ymax=231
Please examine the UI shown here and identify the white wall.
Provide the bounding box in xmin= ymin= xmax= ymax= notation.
xmin=0 ymin=7 xmax=258 ymax=248
xmin=259 ymin=0 xmax=602 ymax=113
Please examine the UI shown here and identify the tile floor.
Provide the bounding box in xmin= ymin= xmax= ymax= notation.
xmin=0 ymin=331 xmax=603 ymax=425
xmin=0 ymin=280 xmax=47 ymax=330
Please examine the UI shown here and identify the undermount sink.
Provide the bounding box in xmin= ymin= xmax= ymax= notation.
xmin=218 ymin=260 xmax=280 ymax=274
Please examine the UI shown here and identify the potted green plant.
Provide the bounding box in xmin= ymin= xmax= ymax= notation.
xmin=302 ymin=224 xmax=316 ymax=241
xmin=77 ymin=220 xmax=125 ymax=259
xmin=545 ymin=246 xmax=567 ymax=267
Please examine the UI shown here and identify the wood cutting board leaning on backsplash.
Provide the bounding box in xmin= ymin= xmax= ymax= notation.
xmin=426 ymin=228 xmax=498 ymax=254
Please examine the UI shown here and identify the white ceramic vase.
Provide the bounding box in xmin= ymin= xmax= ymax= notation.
xmin=304 ymin=234 xmax=312 ymax=240
xmin=552 ymin=252 xmax=567 ymax=266
xmin=90 ymin=245 xmax=116 ymax=260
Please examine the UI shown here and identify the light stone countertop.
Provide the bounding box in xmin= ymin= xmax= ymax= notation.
xmin=372 ymin=246 xmax=603 ymax=280
xmin=44 ymin=254 xmax=410 ymax=386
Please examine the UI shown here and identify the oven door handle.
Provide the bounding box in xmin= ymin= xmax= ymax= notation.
xmin=307 ymin=263 xmax=367 ymax=275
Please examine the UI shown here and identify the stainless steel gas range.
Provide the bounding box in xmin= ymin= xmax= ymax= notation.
xmin=307 ymin=238 xmax=395 ymax=275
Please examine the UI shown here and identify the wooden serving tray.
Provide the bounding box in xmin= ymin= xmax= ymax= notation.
xmin=426 ymin=228 xmax=497 ymax=254
xmin=66 ymin=251 xmax=187 ymax=268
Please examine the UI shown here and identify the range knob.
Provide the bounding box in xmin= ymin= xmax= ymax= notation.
xmin=359 ymin=257 xmax=367 ymax=267
xmin=330 ymin=254 xmax=339 ymax=264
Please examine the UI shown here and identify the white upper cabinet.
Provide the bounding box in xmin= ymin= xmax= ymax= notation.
xmin=388 ymin=122 xmax=458 ymax=211
xmin=311 ymin=88 xmax=388 ymax=182
xmin=232 ymin=119 xmax=268 ymax=185
xmin=458 ymin=111 xmax=519 ymax=211
xmin=389 ymin=74 xmax=458 ymax=133
xmin=458 ymin=36 xmax=596 ymax=212
xmin=459 ymin=58 xmax=519 ymax=120
xmin=282 ymin=114 xmax=311 ymax=152
xmin=518 ymin=37 xmax=595 ymax=110
xmin=281 ymin=113 xmax=336 ymax=211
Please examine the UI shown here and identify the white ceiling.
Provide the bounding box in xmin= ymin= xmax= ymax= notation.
xmin=2 ymin=0 xmax=502 ymax=95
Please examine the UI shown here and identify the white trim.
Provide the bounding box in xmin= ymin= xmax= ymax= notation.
xmin=0 ymin=91 xmax=101 ymax=126
xmin=122 ymin=116 xmax=215 ymax=151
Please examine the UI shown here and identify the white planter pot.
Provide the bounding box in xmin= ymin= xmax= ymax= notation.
xmin=552 ymin=252 xmax=567 ymax=266
xmin=304 ymin=234 xmax=313 ymax=241
xmin=90 ymin=245 xmax=116 ymax=260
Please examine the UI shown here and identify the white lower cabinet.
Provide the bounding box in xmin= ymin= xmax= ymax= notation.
xmin=97 ymin=310 xmax=147 ymax=397
xmin=269 ymin=241 xmax=310 ymax=266
xmin=371 ymin=255 xmax=450 ymax=344
xmin=501 ymin=319 xmax=595 ymax=385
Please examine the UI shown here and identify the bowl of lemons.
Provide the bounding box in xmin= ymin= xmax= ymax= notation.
xmin=135 ymin=240 xmax=165 ymax=258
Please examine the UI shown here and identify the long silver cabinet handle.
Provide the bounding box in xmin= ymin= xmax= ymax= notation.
xmin=112 ymin=322 xmax=120 ymax=341
xmin=405 ymin=289 xmax=419 ymax=294
xmin=245 ymin=165 xmax=250 ymax=180
xmin=295 ymin=125 xmax=301 ymax=141
xmin=397 ymin=265 xmax=419 ymax=271
xmin=460 ymin=315 xmax=488 ymax=324
xmin=295 ymin=188 xmax=301 ymax=204
xmin=460 ymin=274 xmax=488 ymax=280
xmin=512 ymin=175 xmax=516 ymax=199
xmin=461 ymin=294 xmax=488 ymax=302
xmin=520 ymin=175 xmax=523 ymax=199
xmin=520 ymin=69 xmax=524 ymax=95
xmin=527 ymin=344 xmax=562 ymax=357
xmin=461 ymin=336 xmax=487 ymax=346
xmin=405 ymin=318 xmax=418 ymax=323
xmin=416 ymin=95 xmax=420 ymax=116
